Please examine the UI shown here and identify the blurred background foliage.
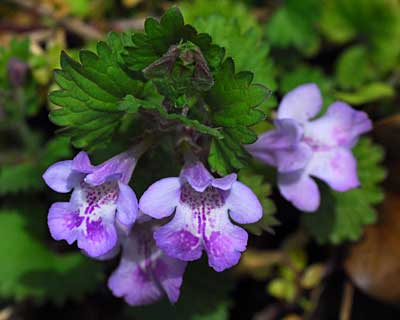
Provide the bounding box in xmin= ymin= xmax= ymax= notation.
xmin=0 ymin=0 xmax=399 ymax=319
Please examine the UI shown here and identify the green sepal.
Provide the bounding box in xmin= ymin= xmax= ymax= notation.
xmin=119 ymin=95 xmax=223 ymax=138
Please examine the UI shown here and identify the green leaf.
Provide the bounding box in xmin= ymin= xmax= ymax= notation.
xmin=0 ymin=163 xmax=37 ymax=195
xmin=181 ymin=0 xmax=258 ymax=32
xmin=49 ymin=32 xmax=144 ymax=151
xmin=68 ymin=0 xmax=91 ymax=18
xmin=206 ymin=58 xmax=270 ymax=174
xmin=302 ymin=138 xmax=386 ymax=244
xmin=119 ymin=95 xmax=223 ymax=138
xmin=238 ymin=169 xmax=278 ymax=235
xmin=126 ymin=260 xmax=231 ymax=320
xmin=123 ymin=7 xmax=225 ymax=71
xmin=208 ymin=129 xmax=251 ymax=176
xmin=268 ymin=278 xmax=297 ymax=302
xmin=321 ymin=0 xmax=400 ymax=73
xmin=0 ymin=137 xmax=72 ymax=195
xmin=0 ymin=211 xmax=103 ymax=304
xmin=190 ymin=14 xmax=277 ymax=110
xmin=335 ymin=82 xmax=395 ymax=105
xmin=265 ymin=0 xmax=322 ymax=56
xmin=206 ymin=58 xmax=268 ymax=128
xmin=335 ymin=45 xmax=373 ymax=89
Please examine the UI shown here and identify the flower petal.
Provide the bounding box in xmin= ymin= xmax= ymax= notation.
xmin=211 ymin=173 xmax=237 ymax=190
xmin=85 ymin=151 xmax=138 ymax=186
xmin=43 ymin=160 xmax=82 ymax=193
xmin=226 ymin=181 xmax=263 ymax=224
xmin=108 ymin=222 xmax=186 ymax=305
xmin=155 ymin=254 xmax=187 ymax=303
xmin=246 ymin=119 xmax=305 ymax=168
xmin=95 ymin=242 xmax=121 ymax=261
xmin=78 ymin=218 xmax=118 ymax=257
xmin=181 ymin=161 xmax=213 ymax=192
xmin=274 ymin=142 xmax=313 ymax=172
xmin=309 ymin=148 xmax=359 ymax=192
xmin=278 ymin=170 xmax=320 ymax=212
xmin=305 ymin=101 xmax=372 ymax=149
xmin=47 ymin=202 xmax=82 ymax=244
xmin=108 ymin=255 xmax=163 ymax=306
xmin=277 ymin=83 xmax=323 ymax=123
xmin=204 ymin=214 xmax=248 ymax=272
xmin=261 ymin=119 xmax=304 ymax=148
xmin=72 ymin=151 xmax=94 ymax=173
xmin=154 ymin=206 xmax=202 ymax=261
xmin=305 ymin=102 xmax=372 ymax=150
xmin=116 ymin=182 xmax=138 ymax=228
xmin=139 ymin=177 xmax=181 ymax=219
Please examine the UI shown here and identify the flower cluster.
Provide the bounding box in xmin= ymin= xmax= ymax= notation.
xmin=43 ymin=150 xmax=262 ymax=305
xmin=43 ymin=83 xmax=372 ymax=305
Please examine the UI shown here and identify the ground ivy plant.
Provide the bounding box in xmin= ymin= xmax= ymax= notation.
xmin=40 ymin=6 xmax=383 ymax=306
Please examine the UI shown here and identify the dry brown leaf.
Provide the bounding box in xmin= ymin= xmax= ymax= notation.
xmin=345 ymin=192 xmax=400 ymax=304
xmin=0 ymin=307 xmax=13 ymax=320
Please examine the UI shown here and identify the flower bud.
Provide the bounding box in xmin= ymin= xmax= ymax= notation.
xmin=7 ymin=57 xmax=28 ymax=87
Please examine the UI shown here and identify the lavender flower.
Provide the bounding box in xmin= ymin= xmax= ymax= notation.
xmin=108 ymin=219 xmax=187 ymax=306
xmin=43 ymin=145 xmax=145 ymax=257
xmin=246 ymin=83 xmax=372 ymax=212
xmin=139 ymin=161 xmax=262 ymax=272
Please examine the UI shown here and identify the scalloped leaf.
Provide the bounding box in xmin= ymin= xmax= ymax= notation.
xmin=49 ymin=33 xmax=144 ymax=151
xmin=206 ymin=58 xmax=270 ymax=174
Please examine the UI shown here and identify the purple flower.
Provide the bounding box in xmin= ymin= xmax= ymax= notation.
xmin=139 ymin=161 xmax=262 ymax=272
xmin=246 ymin=83 xmax=372 ymax=212
xmin=43 ymin=146 xmax=144 ymax=257
xmin=108 ymin=219 xmax=187 ymax=306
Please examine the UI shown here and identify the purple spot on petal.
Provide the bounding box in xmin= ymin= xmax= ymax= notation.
xmin=179 ymin=183 xmax=228 ymax=242
xmin=81 ymin=181 xmax=118 ymax=217
xmin=333 ymin=127 xmax=347 ymax=144
xmin=169 ymin=229 xmax=199 ymax=251
xmin=65 ymin=212 xmax=84 ymax=229
xmin=135 ymin=265 xmax=152 ymax=284
xmin=180 ymin=183 xmax=226 ymax=210
xmin=86 ymin=218 xmax=105 ymax=241
xmin=154 ymin=259 xmax=168 ymax=279
xmin=330 ymin=152 xmax=342 ymax=170
xmin=303 ymin=136 xmax=330 ymax=151
xmin=206 ymin=231 xmax=230 ymax=257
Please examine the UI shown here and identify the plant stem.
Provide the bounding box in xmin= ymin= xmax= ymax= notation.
xmin=339 ymin=281 xmax=354 ymax=320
